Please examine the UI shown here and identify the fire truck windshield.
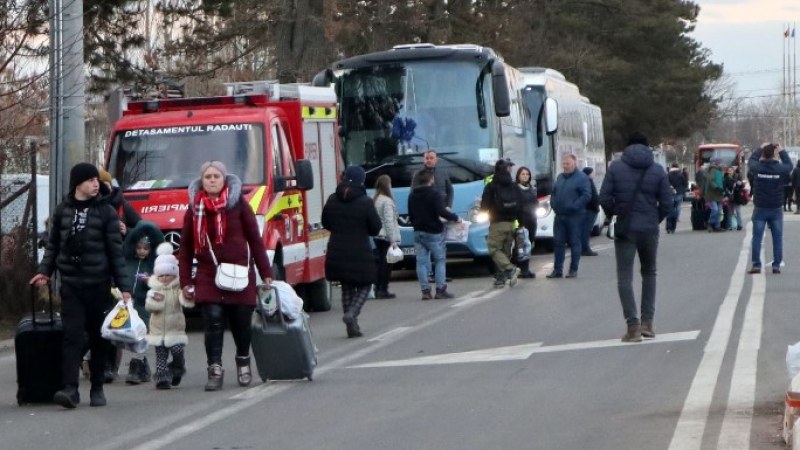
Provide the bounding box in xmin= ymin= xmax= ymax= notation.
xmin=336 ymin=61 xmax=494 ymax=188
xmin=107 ymin=123 xmax=265 ymax=190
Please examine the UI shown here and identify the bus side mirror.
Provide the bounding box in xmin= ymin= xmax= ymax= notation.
xmin=491 ymin=62 xmax=511 ymax=117
xmin=312 ymin=69 xmax=335 ymax=87
xmin=544 ymin=97 xmax=558 ymax=134
xmin=294 ymin=159 xmax=314 ymax=191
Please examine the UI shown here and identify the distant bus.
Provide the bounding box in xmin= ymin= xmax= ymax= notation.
xmin=785 ymin=146 xmax=800 ymax=167
xmin=519 ymin=67 xmax=606 ymax=242
xmin=695 ymin=143 xmax=743 ymax=171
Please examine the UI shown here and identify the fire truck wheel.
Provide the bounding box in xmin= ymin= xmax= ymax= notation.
xmin=303 ymin=279 xmax=332 ymax=312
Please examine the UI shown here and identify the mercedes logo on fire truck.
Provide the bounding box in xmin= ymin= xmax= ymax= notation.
xmin=164 ymin=231 xmax=181 ymax=252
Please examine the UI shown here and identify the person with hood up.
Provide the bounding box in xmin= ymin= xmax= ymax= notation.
xmin=30 ymin=162 xmax=132 ymax=408
xmin=322 ymin=166 xmax=382 ymax=338
xmin=481 ymin=159 xmax=523 ymax=288
xmin=546 ymin=154 xmax=591 ymax=279
xmin=178 ymin=161 xmax=272 ymax=391
xmin=120 ymin=221 xmax=165 ymax=384
xmin=599 ymin=132 xmax=672 ymax=342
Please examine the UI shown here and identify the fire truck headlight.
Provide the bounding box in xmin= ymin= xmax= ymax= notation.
xmin=255 ymin=214 xmax=265 ymax=236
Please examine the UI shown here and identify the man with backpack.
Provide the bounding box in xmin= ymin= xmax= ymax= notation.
xmin=481 ymin=159 xmax=523 ymax=288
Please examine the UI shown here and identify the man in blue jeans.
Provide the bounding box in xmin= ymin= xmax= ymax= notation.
xmin=599 ymin=133 xmax=673 ymax=342
xmin=546 ymin=154 xmax=591 ymax=279
xmin=408 ymin=169 xmax=461 ymax=300
xmin=747 ymin=143 xmax=792 ymax=274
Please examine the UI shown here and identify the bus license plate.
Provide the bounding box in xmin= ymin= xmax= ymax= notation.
xmin=401 ymin=246 xmax=415 ymax=256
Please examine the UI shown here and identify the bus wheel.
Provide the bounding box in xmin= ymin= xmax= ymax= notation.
xmin=303 ymin=279 xmax=332 ymax=312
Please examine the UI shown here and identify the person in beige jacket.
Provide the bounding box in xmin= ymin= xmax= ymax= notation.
xmin=373 ymin=175 xmax=401 ymax=299
xmin=145 ymin=243 xmax=194 ymax=389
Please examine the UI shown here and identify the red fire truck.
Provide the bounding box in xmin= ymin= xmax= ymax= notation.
xmin=104 ymin=81 xmax=341 ymax=311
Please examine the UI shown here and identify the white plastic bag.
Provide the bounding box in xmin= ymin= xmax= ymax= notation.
xmin=386 ymin=245 xmax=404 ymax=264
xmin=257 ymin=281 xmax=304 ymax=320
xmin=787 ymin=341 xmax=800 ymax=379
xmin=101 ymin=301 xmax=148 ymax=344
xmin=444 ymin=221 xmax=470 ymax=242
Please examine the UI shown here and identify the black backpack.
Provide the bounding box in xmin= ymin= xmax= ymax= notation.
xmin=732 ymin=182 xmax=748 ymax=205
xmin=494 ymin=183 xmax=520 ymax=216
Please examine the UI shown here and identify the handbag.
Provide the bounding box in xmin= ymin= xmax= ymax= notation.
xmin=608 ymin=167 xmax=648 ymax=240
xmin=207 ymin=236 xmax=250 ymax=292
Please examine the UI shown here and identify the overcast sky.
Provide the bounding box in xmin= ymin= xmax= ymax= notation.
xmin=692 ymin=0 xmax=800 ymax=103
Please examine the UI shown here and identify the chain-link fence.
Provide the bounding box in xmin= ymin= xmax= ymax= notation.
xmin=0 ymin=143 xmax=44 ymax=321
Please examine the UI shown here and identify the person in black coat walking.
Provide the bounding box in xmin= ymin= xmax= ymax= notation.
xmin=31 ymin=162 xmax=132 ymax=409
xmin=515 ymin=166 xmax=538 ymax=278
xmin=322 ymin=166 xmax=382 ymax=338
xmin=580 ymin=167 xmax=600 ymax=256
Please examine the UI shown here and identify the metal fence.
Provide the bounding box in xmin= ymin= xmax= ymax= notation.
xmin=0 ymin=145 xmax=43 ymax=320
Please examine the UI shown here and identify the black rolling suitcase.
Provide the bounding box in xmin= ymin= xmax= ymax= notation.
xmin=691 ymin=198 xmax=707 ymax=231
xmin=15 ymin=286 xmax=63 ymax=405
xmin=251 ymin=285 xmax=317 ymax=382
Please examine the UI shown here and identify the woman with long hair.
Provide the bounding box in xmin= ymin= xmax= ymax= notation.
xmin=515 ymin=166 xmax=538 ymax=278
xmin=372 ymin=175 xmax=401 ymax=299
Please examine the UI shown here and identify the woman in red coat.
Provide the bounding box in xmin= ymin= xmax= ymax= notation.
xmin=178 ymin=161 xmax=272 ymax=391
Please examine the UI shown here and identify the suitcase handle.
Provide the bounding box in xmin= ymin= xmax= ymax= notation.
xmin=31 ymin=284 xmax=56 ymax=327
xmin=254 ymin=284 xmax=286 ymax=331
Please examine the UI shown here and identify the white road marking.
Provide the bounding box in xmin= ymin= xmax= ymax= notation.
xmin=368 ymin=327 xmax=413 ymax=343
xmin=349 ymin=330 xmax=699 ymax=369
xmin=451 ymin=287 xmax=504 ymax=307
xmin=717 ymin=251 xmax=764 ymax=448
xmin=668 ymin=228 xmax=752 ymax=450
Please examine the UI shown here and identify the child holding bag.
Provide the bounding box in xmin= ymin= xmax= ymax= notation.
xmin=146 ymin=243 xmax=194 ymax=389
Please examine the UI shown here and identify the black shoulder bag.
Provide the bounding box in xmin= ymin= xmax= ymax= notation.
xmin=609 ymin=167 xmax=648 ymax=240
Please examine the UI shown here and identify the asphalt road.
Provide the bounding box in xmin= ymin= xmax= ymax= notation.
xmin=1 ymin=204 xmax=798 ymax=450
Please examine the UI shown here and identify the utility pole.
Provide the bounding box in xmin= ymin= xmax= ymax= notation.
xmin=48 ymin=0 xmax=86 ymax=209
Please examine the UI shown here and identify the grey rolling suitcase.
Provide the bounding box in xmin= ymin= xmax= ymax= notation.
xmin=251 ymin=285 xmax=317 ymax=381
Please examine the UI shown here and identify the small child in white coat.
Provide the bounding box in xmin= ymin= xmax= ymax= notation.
xmin=146 ymin=243 xmax=194 ymax=389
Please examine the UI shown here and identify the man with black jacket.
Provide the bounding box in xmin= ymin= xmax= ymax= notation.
xmin=30 ymin=163 xmax=132 ymax=409
xmin=481 ymin=159 xmax=523 ymax=288
xmin=408 ymin=169 xmax=461 ymax=300
xmin=747 ymin=143 xmax=793 ymax=274
xmin=666 ymin=163 xmax=688 ymax=233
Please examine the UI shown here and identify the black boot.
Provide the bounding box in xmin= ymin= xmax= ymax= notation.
xmin=54 ymin=385 xmax=80 ymax=409
xmin=517 ymin=260 xmax=535 ymax=279
xmin=89 ymin=385 xmax=106 ymax=407
xmin=168 ymin=354 xmax=186 ymax=386
xmin=126 ymin=358 xmax=144 ymax=385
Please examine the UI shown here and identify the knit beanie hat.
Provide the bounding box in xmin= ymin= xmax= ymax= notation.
xmin=153 ymin=243 xmax=179 ymax=277
xmin=200 ymin=160 xmax=228 ymax=178
xmin=344 ymin=165 xmax=366 ymax=185
xmin=582 ymin=167 xmax=594 ymax=176
xmin=69 ymin=163 xmax=100 ymax=193
xmin=98 ymin=168 xmax=113 ymax=185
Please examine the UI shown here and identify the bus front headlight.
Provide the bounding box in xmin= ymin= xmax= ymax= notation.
xmin=535 ymin=199 xmax=552 ymax=219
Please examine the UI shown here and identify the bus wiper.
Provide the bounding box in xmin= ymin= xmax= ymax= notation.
xmin=364 ymin=153 xmax=420 ymax=175
xmin=476 ymin=64 xmax=489 ymax=128
xmin=435 ymin=153 xmax=488 ymax=179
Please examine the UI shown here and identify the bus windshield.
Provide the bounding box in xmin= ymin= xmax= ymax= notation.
xmin=107 ymin=124 xmax=265 ymax=190
xmin=336 ymin=61 xmax=495 ymax=187
xmin=698 ymin=147 xmax=740 ymax=168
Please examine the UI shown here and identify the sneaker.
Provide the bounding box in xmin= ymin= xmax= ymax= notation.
xmin=493 ymin=278 xmax=506 ymax=288
xmin=89 ymin=386 xmax=106 ymax=407
xmin=773 ymin=267 xmax=781 ymax=274
xmin=421 ymin=289 xmax=433 ymax=300
xmin=565 ymin=270 xmax=578 ymax=278
xmin=374 ymin=291 xmax=397 ymax=299
xmin=506 ymin=268 xmax=520 ymax=288
xmin=434 ymin=286 xmax=454 ymax=299
xmin=748 ymin=266 xmax=761 ymax=274
xmin=53 ymin=386 xmax=80 ymax=409
xmin=545 ymin=271 xmax=563 ymax=279
xmin=156 ymin=380 xmax=171 ymax=390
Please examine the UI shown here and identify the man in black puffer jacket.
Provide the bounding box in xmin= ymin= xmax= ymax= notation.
xmin=599 ymin=133 xmax=672 ymax=343
xmin=31 ymin=163 xmax=132 ymax=409
xmin=322 ymin=166 xmax=382 ymax=338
